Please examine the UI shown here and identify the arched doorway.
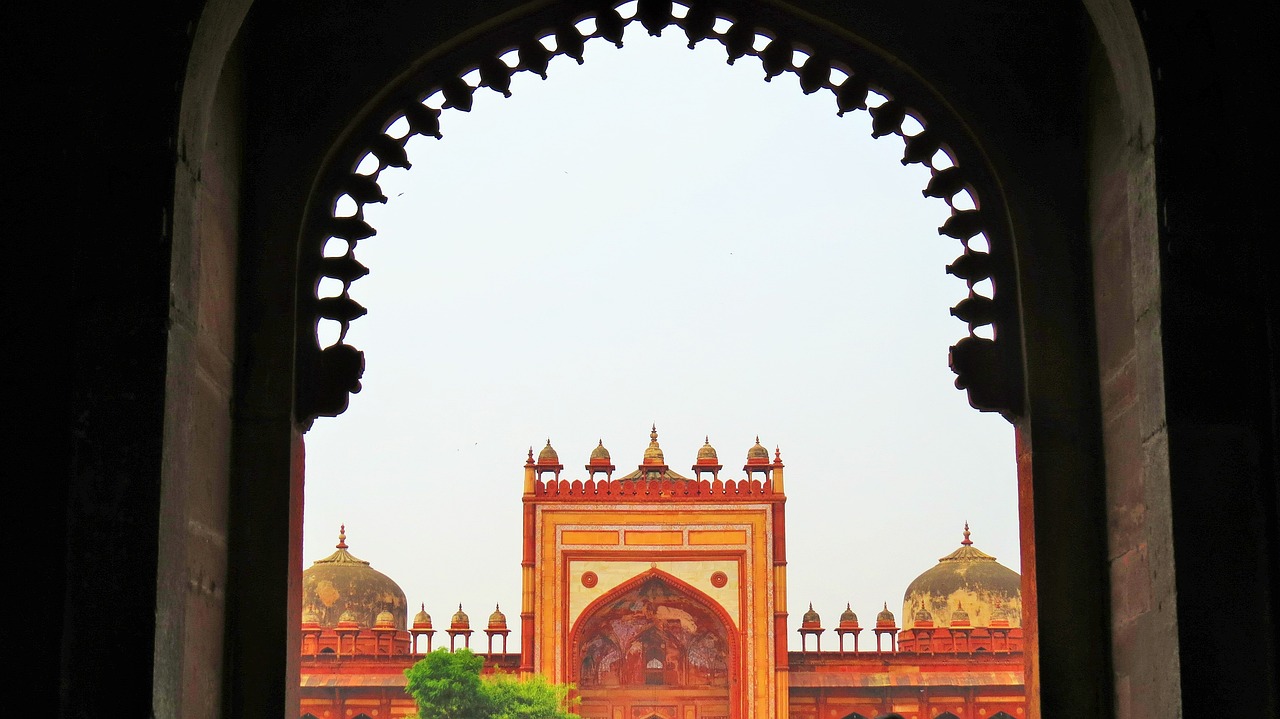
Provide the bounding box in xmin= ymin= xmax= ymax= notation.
xmin=158 ymin=1 xmax=1171 ymax=718
xmin=570 ymin=571 xmax=738 ymax=719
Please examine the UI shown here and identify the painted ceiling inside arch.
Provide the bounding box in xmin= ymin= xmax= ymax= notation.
xmin=576 ymin=575 xmax=730 ymax=689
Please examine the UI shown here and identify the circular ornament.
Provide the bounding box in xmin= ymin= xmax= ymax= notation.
xmin=710 ymin=571 xmax=728 ymax=588
xmin=581 ymin=571 xmax=599 ymax=588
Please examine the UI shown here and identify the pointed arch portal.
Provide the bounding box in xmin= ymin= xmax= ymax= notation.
xmin=568 ymin=569 xmax=739 ymax=718
xmin=181 ymin=0 xmax=1167 ymax=717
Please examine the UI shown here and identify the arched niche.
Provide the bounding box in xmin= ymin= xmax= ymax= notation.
xmin=569 ymin=569 xmax=738 ymax=691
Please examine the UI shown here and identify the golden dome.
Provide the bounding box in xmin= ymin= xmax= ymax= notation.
xmin=451 ymin=604 xmax=470 ymax=629
xmin=901 ymin=523 xmax=1021 ymax=631
xmin=950 ymin=602 xmax=971 ymax=627
xmin=642 ymin=425 xmax=665 ymax=464
xmin=375 ymin=610 xmax=395 ymax=628
xmin=412 ymin=604 xmax=432 ymax=629
xmin=746 ymin=436 xmax=769 ymax=462
xmin=537 ymin=440 xmax=559 ymax=465
xmin=488 ymin=604 xmax=507 ymax=629
xmin=338 ymin=610 xmax=358 ymax=627
xmin=589 ymin=440 xmax=611 ymax=462
xmin=302 ymin=608 xmax=320 ymax=626
xmin=301 ymin=526 xmax=408 ymax=630
xmin=696 ymin=437 xmax=718 ymax=461
xmin=839 ymin=604 xmax=859 ymax=628
xmin=801 ymin=602 xmax=821 ymax=628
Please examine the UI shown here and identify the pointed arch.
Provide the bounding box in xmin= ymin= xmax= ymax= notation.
xmin=568 ymin=567 xmax=740 ymax=691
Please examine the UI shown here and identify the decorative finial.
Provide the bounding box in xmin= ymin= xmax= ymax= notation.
xmin=705 ymin=435 xmax=710 ymax=444
xmin=546 ymin=438 xmax=551 ymax=447
xmin=421 ymin=603 xmax=425 ymax=611
xmin=775 ymin=446 xmax=782 ymax=460
xmin=883 ymin=601 xmax=888 ymax=610
xmin=598 ymin=439 xmax=604 ymax=447
xmin=755 ymin=435 xmax=760 ymax=443
xmin=459 ymin=603 xmax=463 ymax=611
xmin=336 ymin=525 xmax=348 ymax=549
xmin=808 ymin=602 xmax=814 ymax=610
xmin=962 ymin=521 xmax=973 ymax=546
xmin=650 ymin=424 xmax=658 ymax=442
xmin=846 ymin=602 xmax=852 ymax=610
xmin=527 ymin=447 xmax=534 ymax=464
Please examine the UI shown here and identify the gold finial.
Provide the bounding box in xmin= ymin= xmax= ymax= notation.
xmin=962 ymin=521 xmax=973 ymax=546
xmin=336 ymin=525 xmax=348 ymax=549
xmin=650 ymin=424 xmax=658 ymax=442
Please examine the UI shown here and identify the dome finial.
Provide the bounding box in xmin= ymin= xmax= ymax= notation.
xmin=962 ymin=521 xmax=973 ymax=546
xmin=337 ymin=525 xmax=348 ymax=549
xmin=651 ymin=424 xmax=658 ymax=441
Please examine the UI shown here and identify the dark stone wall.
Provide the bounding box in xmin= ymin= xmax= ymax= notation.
xmin=1135 ymin=3 xmax=1280 ymax=714
xmin=19 ymin=0 xmax=1279 ymax=716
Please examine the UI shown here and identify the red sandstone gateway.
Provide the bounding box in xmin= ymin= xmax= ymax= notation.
xmin=300 ymin=430 xmax=1024 ymax=719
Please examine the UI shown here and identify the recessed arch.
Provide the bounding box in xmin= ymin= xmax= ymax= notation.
xmin=568 ymin=567 xmax=742 ymax=717
xmin=173 ymin=1 xmax=1166 ymax=717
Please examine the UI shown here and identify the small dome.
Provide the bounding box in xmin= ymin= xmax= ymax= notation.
xmin=488 ymin=604 xmax=507 ymax=629
xmin=876 ymin=602 xmax=896 ymax=626
xmin=590 ymin=440 xmax=611 ymax=462
xmin=302 ymin=526 xmax=408 ymax=630
xmin=338 ymin=609 xmax=358 ymax=627
xmin=375 ymin=610 xmax=395 ymax=628
xmin=746 ymin=436 xmax=769 ymax=463
xmin=412 ymin=604 xmax=433 ymax=629
xmin=302 ymin=608 xmax=320 ymax=626
xmin=839 ymin=603 xmax=859 ymax=628
xmin=801 ymin=602 xmax=822 ymax=628
xmin=451 ymin=604 xmax=470 ymax=629
xmin=697 ymin=437 xmax=718 ymax=461
xmin=538 ymin=440 xmax=560 ymax=465
xmin=901 ymin=523 xmax=1022 ymax=631
xmin=642 ymin=425 xmax=665 ymax=464
xmin=913 ymin=602 xmax=934 ymax=624
xmin=950 ymin=602 xmax=971 ymax=627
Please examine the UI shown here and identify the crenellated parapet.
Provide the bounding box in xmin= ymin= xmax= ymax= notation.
xmin=531 ymin=475 xmax=780 ymax=501
xmin=527 ymin=426 xmax=787 ymax=500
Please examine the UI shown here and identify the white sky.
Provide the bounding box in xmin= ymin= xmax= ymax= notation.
xmin=303 ymin=25 xmax=1018 ymax=645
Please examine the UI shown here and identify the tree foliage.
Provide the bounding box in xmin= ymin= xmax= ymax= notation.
xmin=404 ymin=648 xmax=580 ymax=719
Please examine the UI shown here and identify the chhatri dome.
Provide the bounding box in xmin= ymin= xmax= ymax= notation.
xmin=901 ymin=523 xmax=1021 ymax=630
xmin=538 ymin=439 xmax=560 ymax=465
xmin=642 ymin=424 xmax=665 ymax=464
xmin=619 ymin=425 xmax=692 ymax=481
xmin=301 ymin=525 xmax=409 ymax=630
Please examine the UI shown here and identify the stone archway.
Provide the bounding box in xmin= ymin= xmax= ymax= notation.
xmin=157 ymin=1 xmax=1170 ymax=717
xmin=569 ymin=570 xmax=739 ymax=719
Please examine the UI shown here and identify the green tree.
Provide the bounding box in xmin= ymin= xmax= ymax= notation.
xmin=404 ymin=648 xmax=580 ymax=719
